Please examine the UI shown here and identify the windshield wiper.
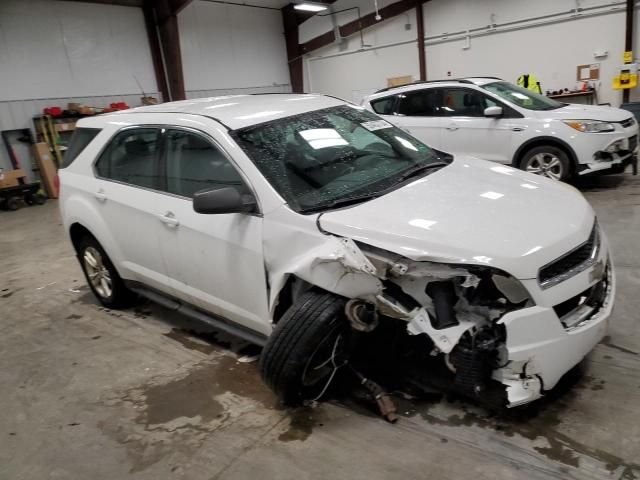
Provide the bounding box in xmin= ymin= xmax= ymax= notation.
xmin=299 ymin=192 xmax=382 ymax=213
xmin=396 ymin=161 xmax=449 ymax=183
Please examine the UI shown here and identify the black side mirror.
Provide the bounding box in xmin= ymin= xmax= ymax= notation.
xmin=193 ymin=186 xmax=257 ymax=214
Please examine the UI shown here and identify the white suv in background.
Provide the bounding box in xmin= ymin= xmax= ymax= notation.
xmin=59 ymin=94 xmax=613 ymax=411
xmin=363 ymin=77 xmax=638 ymax=181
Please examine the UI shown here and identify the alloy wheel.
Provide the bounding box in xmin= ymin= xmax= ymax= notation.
xmin=525 ymin=152 xmax=564 ymax=180
xmin=83 ymin=246 xmax=113 ymax=299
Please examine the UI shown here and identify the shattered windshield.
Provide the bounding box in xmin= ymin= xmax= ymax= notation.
xmin=232 ymin=105 xmax=448 ymax=213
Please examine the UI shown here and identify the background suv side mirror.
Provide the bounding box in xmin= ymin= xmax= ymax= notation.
xmin=484 ymin=106 xmax=503 ymax=117
xmin=193 ymin=186 xmax=257 ymax=214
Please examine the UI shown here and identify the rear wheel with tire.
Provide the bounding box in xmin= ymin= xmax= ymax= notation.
xmin=77 ymin=236 xmax=135 ymax=308
xmin=259 ymin=290 xmax=349 ymax=406
xmin=519 ymin=145 xmax=572 ymax=181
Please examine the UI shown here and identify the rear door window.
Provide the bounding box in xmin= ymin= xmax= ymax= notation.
xmin=62 ymin=128 xmax=101 ymax=168
xmin=440 ymin=88 xmax=495 ymax=117
xmin=397 ymin=89 xmax=444 ymax=116
xmin=95 ymin=128 xmax=161 ymax=189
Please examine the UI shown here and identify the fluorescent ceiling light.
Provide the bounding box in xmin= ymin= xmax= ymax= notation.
xmin=294 ymin=3 xmax=328 ymax=12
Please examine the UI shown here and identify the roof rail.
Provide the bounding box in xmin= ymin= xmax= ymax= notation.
xmin=373 ymin=76 xmax=503 ymax=94
xmin=464 ymin=76 xmax=504 ymax=80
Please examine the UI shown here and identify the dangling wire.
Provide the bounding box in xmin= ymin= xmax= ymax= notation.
xmin=310 ymin=334 xmax=346 ymax=402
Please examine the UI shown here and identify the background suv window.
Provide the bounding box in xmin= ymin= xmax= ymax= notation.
xmin=95 ymin=128 xmax=160 ymax=189
xmin=370 ymin=96 xmax=396 ymax=115
xmin=164 ymin=130 xmax=245 ymax=198
xmin=441 ymin=88 xmax=498 ymax=117
xmin=397 ymin=89 xmax=443 ymax=116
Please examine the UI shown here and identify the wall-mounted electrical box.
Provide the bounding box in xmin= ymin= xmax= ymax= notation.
xmin=613 ymin=63 xmax=638 ymax=90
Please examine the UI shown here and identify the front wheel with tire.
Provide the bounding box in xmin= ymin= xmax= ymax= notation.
xmin=78 ymin=236 xmax=135 ymax=308
xmin=259 ymin=290 xmax=349 ymax=406
xmin=519 ymin=146 xmax=572 ymax=181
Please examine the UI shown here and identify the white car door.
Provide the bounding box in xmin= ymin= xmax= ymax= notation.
xmin=154 ymin=127 xmax=270 ymax=336
xmin=379 ymin=89 xmax=444 ymax=150
xmin=92 ymin=127 xmax=174 ymax=294
xmin=439 ymin=88 xmax=515 ymax=163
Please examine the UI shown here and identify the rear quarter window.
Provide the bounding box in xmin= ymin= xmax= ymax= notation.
xmin=62 ymin=128 xmax=101 ymax=168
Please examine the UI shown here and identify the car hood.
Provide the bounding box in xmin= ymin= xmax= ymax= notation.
xmin=319 ymin=156 xmax=595 ymax=280
xmin=540 ymin=103 xmax=631 ymax=122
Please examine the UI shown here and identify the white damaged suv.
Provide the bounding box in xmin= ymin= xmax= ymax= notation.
xmin=59 ymin=94 xmax=614 ymax=410
xmin=363 ymin=78 xmax=638 ymax=181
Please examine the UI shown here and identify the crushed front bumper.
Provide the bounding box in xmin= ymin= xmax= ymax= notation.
xmin=494 ymin=263 xmax=614 ymax=407
xmin=578 ymin=148 xmax=638 ymax=176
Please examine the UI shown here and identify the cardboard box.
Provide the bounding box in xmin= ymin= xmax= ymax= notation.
xmin=54 ymin=122 xmax=76 ymax=132
xmin=32 ymin=143 xmax=58 ymax=198
xmin=0 ymin=168 xmax=27 ymax=188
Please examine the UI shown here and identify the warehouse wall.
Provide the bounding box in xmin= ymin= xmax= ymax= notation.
xmin=302 ymin=0 xmax=639 ymax=107
xmin=179 ymin=1 xmax=291 ymax=98
xmin=423 ymin=0 xmax=633 ymax=107
xmin=304 ymin=13 xmax=420 ymax=103
xmin=0 ymin=0 xmax=292 ymax=178
xmin=0 ymin=0 xmax=158 ymax=177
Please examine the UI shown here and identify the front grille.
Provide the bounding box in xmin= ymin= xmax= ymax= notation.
xmin=539 ymin=223 xmax=600 ymax=289
xmin=629 ymin=135 xmax=638 ymax=151
xmin=553 ymin=271 xmax=609 ymax=329
xmin=621 ymin=117 xmax=635 ymax=128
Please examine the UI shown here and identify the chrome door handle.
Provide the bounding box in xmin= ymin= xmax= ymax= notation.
xmin=446 ymin=124 xmax=459 ymax=131
xmin=94 ymin=189 xmax=107 ymax=202
xmin=511 ymin=127 xmax=525 ymax=132
xmin=158 ymin=212 xmax=179 ymax=227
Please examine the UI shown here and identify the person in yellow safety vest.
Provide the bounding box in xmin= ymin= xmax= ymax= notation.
xmin=517 ymin=74 xmax=543 ymax=94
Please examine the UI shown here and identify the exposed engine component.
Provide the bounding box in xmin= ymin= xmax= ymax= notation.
xmin=348 ymin=364 xmax=398 ymax=423
xmin=425 ymin=280 xmax=459 ymax=329
xmin=345 ymin=298 xmax=379 ymax=332
xmin=450 ymin=328 xmax=502 ymax=398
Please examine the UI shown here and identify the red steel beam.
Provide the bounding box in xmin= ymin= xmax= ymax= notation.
xmin=302 ymin=0 xmax=429 ymax=55
xmin=145 ymin=0 xmax=192 ymax=101
xmin=143 ymin=5 xmax=170 ymax=102
xmin=416 ymin=1 xmax=426 ymax=81
xmin=282 ymin=4 xmax=304 ymax=93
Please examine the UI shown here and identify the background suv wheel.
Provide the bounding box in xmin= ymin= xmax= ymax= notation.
xmin=519 ymin=145 xmax=571 ymax=181
xmin=77 ymin=236 xmax=135 ymax=308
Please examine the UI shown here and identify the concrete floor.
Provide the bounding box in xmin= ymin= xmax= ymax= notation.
xmin=1 ymin=173 xmax=640 ymax=480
